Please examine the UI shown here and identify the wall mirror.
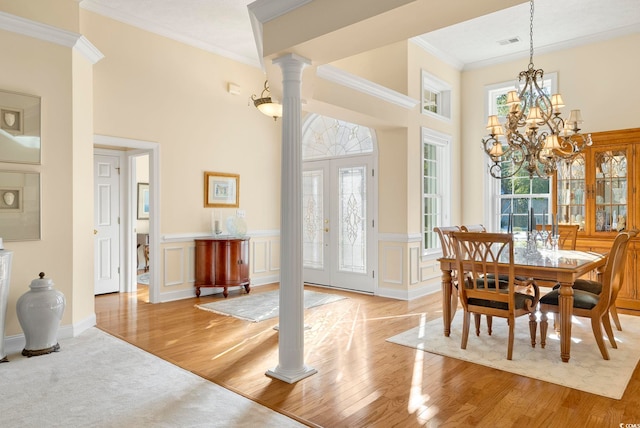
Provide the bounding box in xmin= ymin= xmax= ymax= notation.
xmin=0 ymin=89 xmax=41 ymax=164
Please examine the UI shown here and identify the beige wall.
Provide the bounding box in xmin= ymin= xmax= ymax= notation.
xmin=320 ymin=39 xmax=462 ymax=298
xmin=0 ymin=29 xmax=85 ymax=335
xmin=461 ymin=33 xmax=640 ymax=225
xmin=81 ymin=11 xmax=283 ymax=297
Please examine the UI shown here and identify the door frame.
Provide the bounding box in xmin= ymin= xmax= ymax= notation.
xmin=93 ymin=135 xmax=161 ymax=303
xmin=303 ymin=153 xmax=378 ymax=294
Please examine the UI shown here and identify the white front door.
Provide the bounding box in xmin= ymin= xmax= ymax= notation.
xmin=303 ymin=155 xmax=375 ymax=293
xmin=94 ymin=154 xmax=120 ymax=294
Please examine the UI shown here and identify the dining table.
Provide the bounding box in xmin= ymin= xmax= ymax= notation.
xmin=438 ymin=246 xmax=606 ymax=362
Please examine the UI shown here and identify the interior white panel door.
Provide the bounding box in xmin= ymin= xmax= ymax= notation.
xmin=94 ymin=154 xmax=120 ymax=295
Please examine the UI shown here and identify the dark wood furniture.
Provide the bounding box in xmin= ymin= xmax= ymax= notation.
xmin=194 ymin=237 xmax=250 ymax=298
xmin=439 ymin=247 xmax=606 ymax=362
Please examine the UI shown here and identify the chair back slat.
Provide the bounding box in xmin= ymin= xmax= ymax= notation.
xmin=453 ymin=232 xmax=515 ymax=309
xmin=598 ymin=231 xmax=633 ymax=311
xmin=535 ymin=224 xmax=579 ymax=250
xmin=433 ymin=226 xmax=460 ymax=258
xmin=461 ymin=224 xmax=486 ymax=233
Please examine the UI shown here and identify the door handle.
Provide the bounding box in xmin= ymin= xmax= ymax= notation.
xmin=94 ymin=229 xmax=98 ymax=235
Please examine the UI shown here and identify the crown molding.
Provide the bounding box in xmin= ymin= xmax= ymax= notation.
xmin=316 ymin=64 xmax=418 ymax=110
xmin=0 ymin=11 xmax=103 ymax=64
xmin=410 ymin=37 xmax=464 ymax=71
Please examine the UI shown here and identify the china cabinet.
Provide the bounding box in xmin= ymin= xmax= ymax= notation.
xmin=194 ymin=237 xmax=250 ymax=298
xmin=554 ymin=128 xmax=639 ymax=309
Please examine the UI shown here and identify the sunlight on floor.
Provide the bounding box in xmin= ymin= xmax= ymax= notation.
xmin=409 ymin=313 xmax=432 ymax=419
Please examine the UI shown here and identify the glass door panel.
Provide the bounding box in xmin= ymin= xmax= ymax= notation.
xmin=303 ymin=168 xmax=325 ymax=271
xmin=594 ymin=150 xmax=628 ymax=233
xmin=338 ymin=166 xmax=366 ymax=274
xmin=557 ymin=154 xmax=586 ymax=230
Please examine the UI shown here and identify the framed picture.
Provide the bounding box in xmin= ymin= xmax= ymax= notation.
xmin=0 ymin=90 xmax=41 ymax=164
xmin=1 ymin=107 xmax=23 ymax=135
xmin=204 ymin=172 xmax=239 ymax=208
xmin=137 ymin=182 xmax=149 ymax=219
xmin=0 ymin=170 xmax=40 ymax=241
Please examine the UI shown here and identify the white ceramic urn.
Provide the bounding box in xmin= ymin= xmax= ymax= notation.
xmin=16 ymin=272 xmax=66 ymax=357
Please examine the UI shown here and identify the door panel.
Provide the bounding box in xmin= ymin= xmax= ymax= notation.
xmin=94 ymin=154 xmax=120 ymax=294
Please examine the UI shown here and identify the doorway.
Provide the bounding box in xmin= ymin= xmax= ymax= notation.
xmin=93 ymin=135 xmax=160 ymax=303
xmin=301 ymin=115 xmax=377 ymax=294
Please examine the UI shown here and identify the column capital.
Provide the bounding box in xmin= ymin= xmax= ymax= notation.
xmin=272 ymin=53 xmax=311 ymax=68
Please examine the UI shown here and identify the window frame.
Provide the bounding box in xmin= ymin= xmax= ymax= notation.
xmin=422 ymin=128 xmax=452 ymax=257
xmin=421 ymin=70 xmax=452 ymax=122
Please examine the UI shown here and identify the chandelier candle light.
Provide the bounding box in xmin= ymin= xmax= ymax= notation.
xmin=482 ymin=0 xmax=592 ymax=179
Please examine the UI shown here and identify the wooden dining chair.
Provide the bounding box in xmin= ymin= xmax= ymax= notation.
xmin=435 ymin=226 xmax=494 ymax=335
xmin=539 ymin=231 xmax=633 ymax=360
xmin=461 ymin=224 xmax=486 ymax=232
xmin=535 ymin=224 xmax=579 ymax=250
xmin=434 ymin=226 xmax=461 ymax=323
xmin=452 ymin=231 xmax=540 ymax=360
xmin=562 ymin=228 xmax=638 ymax=332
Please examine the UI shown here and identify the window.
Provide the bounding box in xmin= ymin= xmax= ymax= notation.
xmin=423 ymin=128 xmax=451 ymax=254
xmin=485 ymin=74 xmax=557 ymax=231
xmin=421 ymin=71 xmax=451 ymax=120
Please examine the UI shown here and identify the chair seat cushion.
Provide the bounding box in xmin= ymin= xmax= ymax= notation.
xmin=469 ymin=291 xmax=535 ymax=311
xmin=539 ymin=289 xmax=600 ymax=310
xmin=552 ymin=279 xmax=602 ymax=295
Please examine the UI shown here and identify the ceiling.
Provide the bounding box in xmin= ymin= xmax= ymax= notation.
xmin=80 ymin=0 xmax=640 ymax=70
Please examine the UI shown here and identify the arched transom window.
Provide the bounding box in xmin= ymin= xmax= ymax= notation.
xmin=303 ymin=114 xmax=374 ymax=160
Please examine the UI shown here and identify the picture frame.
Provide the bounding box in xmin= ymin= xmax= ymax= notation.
xmin=1 ymin=107 xmax=23 ymax=135
xmin=0 ymin=170 xmax=40 ymax=241
xmin=137 ymin=182 xmax=149 ymax=219
xmin=0 ymin=90 xmax=41 ymax=164
xmin=204 ymin=172 xmax=239 ymax=208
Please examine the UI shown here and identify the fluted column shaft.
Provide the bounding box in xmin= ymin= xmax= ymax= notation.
xmin=265 ymin=53 xmax=315 ymax=383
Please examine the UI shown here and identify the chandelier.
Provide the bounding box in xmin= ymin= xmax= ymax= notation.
xmin=251 ymin=80 xmax=282 ymax=121
xmin=482 ymin=0 xmax=592 ymax=179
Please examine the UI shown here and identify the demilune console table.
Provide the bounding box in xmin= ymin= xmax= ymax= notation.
xmin=194 ymin=237 xmax=250 ymax=298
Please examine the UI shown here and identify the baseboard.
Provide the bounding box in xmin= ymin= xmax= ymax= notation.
xmin=2 ymin=313 xmax=96 ymax=358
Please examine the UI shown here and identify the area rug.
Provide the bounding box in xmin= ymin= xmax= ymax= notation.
xmin=196 ymin=289 xmax=346 ymax=322
xmin=137 ymin=272 xmax=149 ymax=285
xmin=0 ymin=328 xmax=305 ymax=427
xmin=386 ymin=313 xmax=640 ymax=399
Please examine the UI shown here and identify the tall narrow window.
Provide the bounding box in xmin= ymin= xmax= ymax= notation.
xmin=423 ymin=128 xmax=451 ymax=254
xmin=485 ymin=74 xmax=557 ymax=231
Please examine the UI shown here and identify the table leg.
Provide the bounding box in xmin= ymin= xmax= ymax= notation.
xmin=441 ymin=268 xmax=452 ymax=337
xmin=558 ymin=282 xmax=574 ymax=362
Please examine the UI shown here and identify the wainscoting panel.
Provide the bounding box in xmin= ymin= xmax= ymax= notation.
xmin=187 ymin=245 xmax=195 ymax=283
xmin=382 ymin=245 xmax=403 ymax=285
xmin=269 ymin=240 xmax=280 ymax=272
xmin=163 ymin=247 xmax=185 ymax=286
xmin=252 ymin=240 xmax=268 ymax=274
xmin=409 ymin=247 xmax=420 ymax=285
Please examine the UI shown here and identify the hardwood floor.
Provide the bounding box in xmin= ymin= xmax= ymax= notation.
xmin=95 ymin=284 xmax=640 ymax=427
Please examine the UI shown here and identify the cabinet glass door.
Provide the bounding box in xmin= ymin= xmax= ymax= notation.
xmin=593 ymin=149 xmax=628 ymax=233
xmin=557 ymin=154 xmax=586 ymax=231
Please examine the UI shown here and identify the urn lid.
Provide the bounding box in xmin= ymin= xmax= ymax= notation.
xmin=30 ymin=272 xmax=53 ymax=289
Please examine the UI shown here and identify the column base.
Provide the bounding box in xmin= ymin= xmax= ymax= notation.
xmin=265 ymin=365 xmax=317 ymax=384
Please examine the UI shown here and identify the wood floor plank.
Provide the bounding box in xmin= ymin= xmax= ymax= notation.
xmin=96 ymin=283 xmax=640 ymax=427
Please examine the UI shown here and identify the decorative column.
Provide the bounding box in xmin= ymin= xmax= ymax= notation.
xmin=266 ymin=53 xmax=315 ymax=383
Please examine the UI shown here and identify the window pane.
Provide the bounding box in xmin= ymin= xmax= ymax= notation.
xmin=513 ymin=178 xmax=530 ymax=194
